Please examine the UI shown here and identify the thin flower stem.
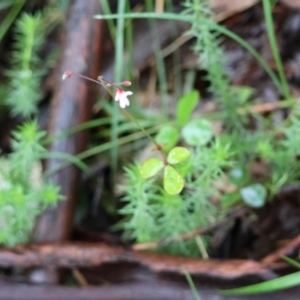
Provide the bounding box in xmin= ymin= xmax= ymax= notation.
xmin=98 ymin=76 xmax=119 ymax=89
xmin=62 ymin=70 xmax=168 ymax=163
xmin=122 ymin=109 xmax=168 ymax=164
xmin=122 ymin=109 xmax=157 ymax=146
xmin=68 ymin=71 xmax=102 ymax=86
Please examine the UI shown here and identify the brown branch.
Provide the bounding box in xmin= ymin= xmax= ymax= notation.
xmin=261 ymin=234 xmax=300 ymax=265
xmin=33 ymin=0 xmax=102 ymax=242
xmin=237 ymin=101 xmax=293 ymax=115
xmin=0 ymin=242 xmax=274 ymax=281
xmin=132 ymin=208 xmax=247 ymax=251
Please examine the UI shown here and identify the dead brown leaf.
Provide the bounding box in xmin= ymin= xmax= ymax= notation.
xmin=280 ymin=0 xmax=300 ymax=8
xmin=211 ymin=0 xmax=260 ymax=22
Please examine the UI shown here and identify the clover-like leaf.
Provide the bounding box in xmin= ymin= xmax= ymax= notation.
xmin=155 ymin=125 xmax=179 ymax=151
xmin=240 ymin=183 xmax=267 ymax=208
xmin=182 ymin=118 xmax=213 ymax=146
xmin=140 ymin=158 xmax=164 ymax=179
xmin=176 ymin=90 xmax=199 ymax=126
xmin=163 ymin=165 xmax=184 ymax=195
xmin=167 ymin=147 xmax=190 ymax=165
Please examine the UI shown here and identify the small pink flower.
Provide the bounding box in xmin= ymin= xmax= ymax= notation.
xmin=115 ymin=88 xmax=133 ymax=109
xmin=62 ymin=70 xmax=73 ymax=80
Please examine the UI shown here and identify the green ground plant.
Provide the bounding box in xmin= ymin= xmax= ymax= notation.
xmin=95 ymin=0 xmax=300 ymax=258
xmin=1 ymin=0 xmax=299 ymax=266
xmin=2 ymin=9 xmax=61 ymax=117
xmin=118 ymin=90 xmax=233 ymax=256
xmin=0 ymin=121 xmax=62 ymax=246
xmin=0 ymin=7 xmax=64 ymax=246
xmin=220 ymin=256 xmax=300 ymax=295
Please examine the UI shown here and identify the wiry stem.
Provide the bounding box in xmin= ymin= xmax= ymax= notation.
xmin=62 ymin=70 xmax=168 ymax=164
xmin=122 ymin=109 xmax=168 ymax=164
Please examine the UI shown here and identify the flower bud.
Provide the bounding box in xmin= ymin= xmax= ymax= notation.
xmin=121 ymin=80 xmax=132 ymax=86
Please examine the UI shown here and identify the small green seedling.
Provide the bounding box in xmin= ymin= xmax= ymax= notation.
xmin=140 ymin=146 xmax=190 ymax=195
xmin=240 ymin=183 xmax=267 ymax=208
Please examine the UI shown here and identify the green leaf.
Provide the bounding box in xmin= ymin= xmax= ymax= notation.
xmin=167 ymin=147 xmax=190 ymax=164
xmin=155 ymin=125 xmax=179 ymax=151
xmin=229 ymin=167 xmax=250 ymax=187
xmin=163 ymin=165 xmax=184 ymax=195
xmin=176 ymin=90 xmax=199 ymax=126
xmin=221 ymin=191 xmax=241 ymax=209
xmin=240 ymin=183 xmax=267 ymax=208
xmin=140 ymin=158 xmax=164 ymax=179
xmin=220 ymin=271 xmax=300 ymax=295
xmin=182 ymin=118 xmax=213 ymax=146
xmin=281 ymin=256 xmax=300 ymax=269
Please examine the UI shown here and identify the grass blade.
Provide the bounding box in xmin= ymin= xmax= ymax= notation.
xmin=220 ymin=271 xmax=300 ymax=295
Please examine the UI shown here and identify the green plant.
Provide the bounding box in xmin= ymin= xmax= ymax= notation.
xmin=140 ymin=146 xmax=190 ymax=195
xmin=220 ymin=256 xmax=300 ymax=295
xmin=51 ymin=0 xmax=300 ymax=261
xmin=94 ymin=3 xmax=282 ymax=93
xmin=262 ymin=0 xmax=291 ymax=100
xmin=0 ymin=6 xmax=68 ymax=247
xmin=116 ymin=87 xmax=233 ymax=256
xmin=0 ymin=121 xmax=62 ymax=246
xmin=4 ymin=12 xmax=46 ymax=117
xmin=184 ymin=269 xmax=202 ymax=300
xmin=93 ymin=0 xmax=300 ymax=259
xmin=2 ymin=5 xmax=62 ymax=117
xmin=0 ymin=0 xmax=26 ymax=43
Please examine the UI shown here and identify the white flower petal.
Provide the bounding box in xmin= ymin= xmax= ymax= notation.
xmin=114 ymin=89 xmax=133 ymax=108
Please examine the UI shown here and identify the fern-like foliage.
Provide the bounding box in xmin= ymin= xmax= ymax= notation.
xmin=119 ymin=138 xmax=233 ymax=257
xmin=5 ymin=13 xmax=46 ymax=117
xmin=260 ymin=109 xmax=300 ymax=194
xmin=10 ymin=121 xmax=46 ymax=179
xmin=0 ymin=121 xmax=62 ymax=246
xmin=118 ymin=165 xmax=159 ymax=243
xmin=183 ymin=0 xmax=248 ymax=133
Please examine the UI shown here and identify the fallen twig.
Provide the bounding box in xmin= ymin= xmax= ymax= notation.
xmin=0 ymin=242 xmax=275 ymax=281
xmin=132 ymin=208 xmax=247 ymax=251
xmin=261 ymin=234 xmax=300 ymax=265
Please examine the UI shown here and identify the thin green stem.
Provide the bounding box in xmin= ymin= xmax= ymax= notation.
xmin=166 ymin=0 xmax=182 ymax=100
xmin=145 ymin=0 xmax=168 ymax=115
xmin=123 ymin=109 xmax=158 ymax=147
xmin=123 ymin=109 xmax=168 ymax=164
xmin=125 ymin=0 xmax=134 ymax=81
xmin=110 ymin=0 xmax=126 ymax=188
xmin=94 ymin=12 xmax=283 ymax=94
xmin=94 ymin=12 xmax=201 ymax=22
xmin=22 ymin=15 xmax=39 ymax=71
xmin=42 ymin=118 xmax=111 ymax=145
xmin=0 ymin=0 xmax=25 ymax=43
xmin=262 ymin=0 xmax=291 ymax=99
xmin=98 ymin=0 xmax=116 ymax=43
xmin=45 ymin=124 xmax=164 ymax=177
xmin=215 ymin=24 xmax=282 ymax=94
xmin=41 ymin=151 xmax=90 ymax=174
xmin=184 ymin=269 xmax=202 ymax=300
xmin=61 ymin=70 xmax=166 ymax=162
